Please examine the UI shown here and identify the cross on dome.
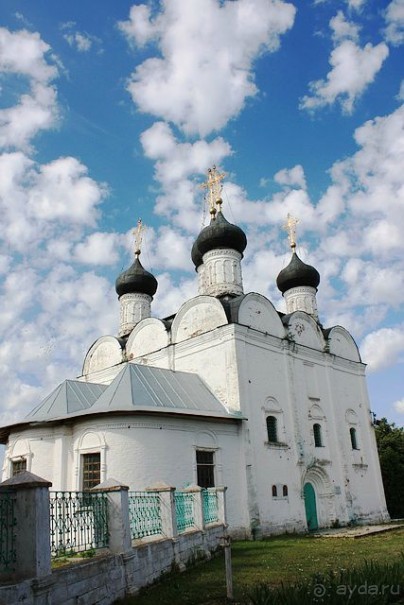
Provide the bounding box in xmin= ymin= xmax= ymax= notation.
xmin=283 ymin=213 xmax=299 ymax=250
xmin=201 ymin=165 xmax=226 ymax=216
xmin=132 ymin=218 xmax=145 ymax=257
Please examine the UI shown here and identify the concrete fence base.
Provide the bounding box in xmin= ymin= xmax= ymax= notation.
xmin=0 ymin=524 xmax=224 ymax=605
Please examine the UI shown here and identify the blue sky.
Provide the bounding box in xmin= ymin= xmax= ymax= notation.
xmin=0 ymin=0 xmax=403 ymax=427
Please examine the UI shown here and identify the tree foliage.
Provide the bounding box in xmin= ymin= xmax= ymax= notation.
xmin=375 ymin=418 xmax=404 ymax=519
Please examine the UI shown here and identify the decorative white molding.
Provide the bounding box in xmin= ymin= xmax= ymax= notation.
xmin=284 ymin=285 xmax=318 ymax=320
xmin=200 ymin=248 xmax=244 ymax=296
xmin=119 ymin=292 xmax=152 ymax=337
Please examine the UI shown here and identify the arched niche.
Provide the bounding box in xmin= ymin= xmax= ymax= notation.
xmin=236 ymin=293 xmax=285 ymax=338
xmin=195 ymin=430 xmax=218 ymax=449
xmin=345 ymin=409 xmax=359 ymax=425
xmin=326 ymin=326 xmax=361 ymax=362
xmin=171 ymin=296 xmax=228 ymax=344
xmin=283 ymin=311 xmax=325 ymax=351
xmin=309 ymin=403 xmax=325 ymax=420
xmin=77 ymin=430 xmax=105 ymax=450
xmin=126 ymin=318 xmax=169 ymax=360
xmin=82 ymin=336 xmax=124 ymax=376
xmin=302 ymin=465 xmax=333 ymax=495
xmin=10 ymin=437 xmax=31 ymax=458
xmin=263 ymin=396 xmax=282 ymax=414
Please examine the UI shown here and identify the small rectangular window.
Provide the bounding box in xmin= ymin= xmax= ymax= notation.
xmin=12 ymin=458 xmax=26 ymax=477
xmin=82 ymin=453 xmax=101 ymax=491
xmin=313 ymin=423 xmax=323 ymax=447
xmin=350 ymin=427 xmax=359 ymax=450
xmin=196 ymin=450 xmax=215 ymax=488
xmin=266 ymin=416 xmax=278 ymax=442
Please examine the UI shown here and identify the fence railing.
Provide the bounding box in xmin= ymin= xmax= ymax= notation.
xmin=0 ymin=473 xmax=227 ymax=583
xmin=128 ymin=491 xmax=162 ymax=539
xmin=49 ymin=491 xmax=109 ymax=557
xmin=0 ymin=490 xmax=16 ymax=573
xmin=49 ymin=487 xmax=222 ymax=556
xmin=174 ymin=491 xmax=195 ymax=533
xmin=202 ymin=488 xmax=218 ymax=525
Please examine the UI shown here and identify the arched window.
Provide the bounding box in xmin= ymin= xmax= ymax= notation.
xmin=196 ymin=450 xmax=215 ymax=487
xmin=283 ymin=485 xmax=288 ymax=497
xmin=272 ymin=485 xmax=277 ymax=497
xmin=350 ymin=427 xmax=358 ymax=450
xmin=313 ymin=423 xmax=323 ymax=447
xmin=12 ymin=458 xmax=26 ymax=477
xmin=82 ymin=452 xmax=101 ymax=491
xmin=266 ymin=416 xmax=278 ymax=442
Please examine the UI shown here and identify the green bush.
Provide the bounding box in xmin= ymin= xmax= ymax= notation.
xmin=245 ymin=556 xmax=404 ymax=604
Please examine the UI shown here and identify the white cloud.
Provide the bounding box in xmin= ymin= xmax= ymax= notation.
xmin=264 ymin=188 xmax=317 ymax=231
xmin=140 ymin=122 xmax=232 ymax=230
xmin=361 ymin=326 xmax=404 ymax=371
xmin=397 ymin=80 xmax=404 ymax=101
xmin=0 ymin=28 xmax=59 ymax=150
xmin=393 ymin=399 xmax=404 ymax=414
xmin=0 ymin=26 xmax=121 ymax=423
xmin=64 ymin=32 xmax=92 ymax=52
xmin=330 ymin=11 xmax=360 ymax=42
xmin=140 ymin=122 xmax=232 ymax=183
xmin=0 ymin=267 xmax=118 ymax=423
xmin=74 ymin=232 xmax=120 ymax=265
xmin=274 ymin=165 xmax=307 ymax=189
xmin=300 ymin=14 xmax=388 ymax=114
xmin=119 ymin=0 xmax=296 ymax=136
xmin=153 ymin=272 xmax=197 ymax=318
xmin=28 ymin=157 xmax=107 ymax=225
xmin=318 ymin=104 xmax=404 ymax=247
xmin=0 ymin=152 xmax=108 ymax=253
xmin=346 ymin=0 xmax=366 ymax=10
xmin=384 ymin=0 xmax=404 ymax=46
xmin=340 ymin=259 xmax=404 ymax=307
xmin=61 ymin=22 xmax=101 ymax=53
xmin=148 ymin=227 xmax=194 ymax=271
xmin=0 ymin=27 xmax=57 ymax=81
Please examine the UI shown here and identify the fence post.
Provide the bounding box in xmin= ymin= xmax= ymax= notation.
xmin=91 ymin=478 xmax=132 ymax=554
xmin=0 ymin=471 xmax=52 ymax=580
xmin=216 ymin=486 xmax=228 ymax=526
xmin=146 ymin=482 xmax=177 ymax=539
xmin=184 ymin=485 xmax=203 ymax=530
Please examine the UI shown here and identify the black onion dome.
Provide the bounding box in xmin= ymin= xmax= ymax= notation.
xmin=191 ymin=211 xmax=247 ymax=268
xmin=115 ymin=256 xmax=158 ymax=298
xmin=276 ymin=251 xmax=320 ymax=294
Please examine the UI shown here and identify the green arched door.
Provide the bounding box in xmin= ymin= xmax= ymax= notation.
xmin=304 ymin=482 xmax=318 ymax=531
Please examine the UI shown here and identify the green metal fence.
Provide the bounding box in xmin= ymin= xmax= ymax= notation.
xmin=0 ymin=490 xmax=16 ymax=573
xmin=49 ymin=491 xmax=109 ymax=557
xmin=128 ymin=492 xmax=162 ymax=539
xmin=202 ymin=488 xmax=218 ymax=525
xmin=174 ymin=491 xmax=194 ymax=533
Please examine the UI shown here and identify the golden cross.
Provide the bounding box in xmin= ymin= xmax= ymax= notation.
xmin=133 ymin=218 xmax=145 ymax=257
xmin=284 ymin=213 xmax=299 ymax=250
xmin=200 ymin=165 xmax=226 ymax=214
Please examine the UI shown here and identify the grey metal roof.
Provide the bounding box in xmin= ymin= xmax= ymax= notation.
xmin=26 ymin=380 xmax=107 ymax=421
xmin=86 ymin=364 xmax=231 ymax=416
xmin=0 ymin=364 xmax=240 ymax=444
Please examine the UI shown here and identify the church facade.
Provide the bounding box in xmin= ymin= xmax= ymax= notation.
xmin=0 ymin=168 xmax=388 ymax=537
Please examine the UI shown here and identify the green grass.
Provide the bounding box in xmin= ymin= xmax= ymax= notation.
xmin=117 ymin=528 xmax=404 ymax=605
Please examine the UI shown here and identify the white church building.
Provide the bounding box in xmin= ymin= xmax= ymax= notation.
xmin=0 ymin=167 xmax=388 ymax=537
